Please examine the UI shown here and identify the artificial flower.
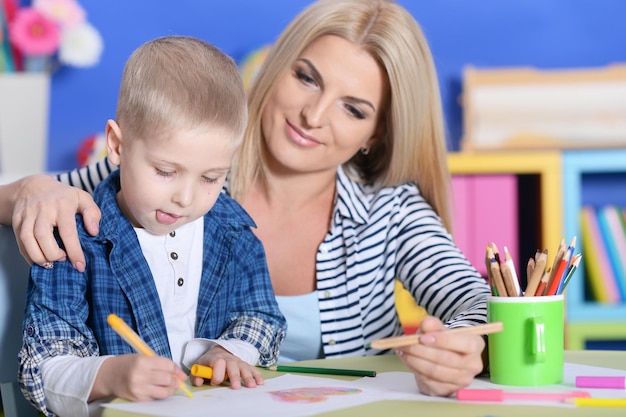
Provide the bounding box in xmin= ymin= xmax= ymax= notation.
xmin=59 ymin=21 xmax=102 ymax=67
xmin=9 ymin=7 xmax=60 ymax=56
xmin=33 ymin=0 xmax=86 ymax=28
xmin=4 ymin=0 xmax=102 ymax=72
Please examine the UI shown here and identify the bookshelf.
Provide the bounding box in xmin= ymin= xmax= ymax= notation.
xmin=395 ymin=150 xmax=563 ymax=333
xmin=563 ymin=149 xmax=626 ymax=349
xmin=447 ymin=151 xmax=563 ymax=258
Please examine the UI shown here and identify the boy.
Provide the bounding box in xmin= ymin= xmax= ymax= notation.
xmin=19 ymin=36 xmax=286 ymax=417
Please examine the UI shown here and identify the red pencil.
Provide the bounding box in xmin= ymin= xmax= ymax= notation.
xmin=546 ymin=247 xmax=571 ymax=296
xmin=534 ymin=268 xmax=551 ymax=296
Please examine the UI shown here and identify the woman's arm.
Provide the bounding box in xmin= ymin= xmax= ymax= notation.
xmin=0 ymin=158 xmax=116 ymax=270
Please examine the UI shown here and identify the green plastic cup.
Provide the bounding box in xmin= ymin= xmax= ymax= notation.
xmin=487 ymin=294 xmax=564 ymax=386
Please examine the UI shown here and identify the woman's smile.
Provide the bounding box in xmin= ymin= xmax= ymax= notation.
xmin=285 ymin=120 xmax=321 ymax=148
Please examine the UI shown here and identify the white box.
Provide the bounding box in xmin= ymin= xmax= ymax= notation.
xmin=0 ymin=73 xmax=50 ymax=175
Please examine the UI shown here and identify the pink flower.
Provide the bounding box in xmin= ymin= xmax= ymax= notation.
xmin=34 ymin=0 xmax=86 ymax=28
xmin=9 ymin=7 xmax=61 ymax=56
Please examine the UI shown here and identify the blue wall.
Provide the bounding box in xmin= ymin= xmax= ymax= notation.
xmin=47 ymin=0 xmax=626 ymax=171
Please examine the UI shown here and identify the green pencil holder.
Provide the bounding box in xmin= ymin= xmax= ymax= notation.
xmin=487 ymin=295 xmax=564 ymax=386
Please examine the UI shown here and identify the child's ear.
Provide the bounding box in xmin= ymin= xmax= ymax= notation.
xmin=105 ymin=120 xmax=123 ymax=165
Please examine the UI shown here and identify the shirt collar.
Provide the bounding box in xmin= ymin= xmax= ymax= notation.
xmin=334 ymin=165 xmax=370 ymax=225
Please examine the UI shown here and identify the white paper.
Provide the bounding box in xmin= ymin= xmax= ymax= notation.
xmin=104 ymin=374 xmax=392 ymax=417
xmin=103 ymin=362 xmax=626 ymax=416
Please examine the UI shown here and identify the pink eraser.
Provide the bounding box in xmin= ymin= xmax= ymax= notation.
xmin=456 ymin=389 xmax=503 ymax=402
xmin=576 ymin=376 xmax=626 ymax=389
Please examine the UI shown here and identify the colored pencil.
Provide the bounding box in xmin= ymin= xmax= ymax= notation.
xmin=487 ymin=247 xmax=507 ymax=297
xmin=548 ymin=238 xmax=566 ymax=283
xmin=526 ymin=255 xmax=536 ymax=289
xmin=268 ymin=365 xmax=376 ymax=377
xmin=534 ymin=268 xmax=551 ymax=296
xmin=558 ymin=254 xmax=582 ymax=294
xmin=525 ymin=250 xmax=547 ymax=297
xmin=566 ymin=397 xmax=626 ymax=407
xmin=500 ymin=261 xmax=518 ymax=298
xmin=456 ymin=388 xmax=590 ymax=402
xmin=504 ymin=246 xmax=522 ymax=296
xmin=485 ymin=246 xmax=497 ymax=296
xmin=368 ymin=322 xmax=503 ymax=350
xmin=547 ymin=247 xmax=572 ymax=296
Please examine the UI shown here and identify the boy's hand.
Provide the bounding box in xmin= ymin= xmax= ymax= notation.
xmin=190 ymin=345 xmax=263 ymax=389
xmin=93 ymin=354 xmax=187 ymax=402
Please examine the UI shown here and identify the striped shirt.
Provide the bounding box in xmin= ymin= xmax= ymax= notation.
xmin=58 ymin=159 xmax=490 ymax=358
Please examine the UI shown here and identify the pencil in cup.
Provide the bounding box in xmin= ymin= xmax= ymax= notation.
xmin=107 ymin=314 xmax=194 ymax=398
xmin=368 ymin=322 xmax=503 ymax=350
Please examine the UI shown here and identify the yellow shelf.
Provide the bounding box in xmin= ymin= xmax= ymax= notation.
xmin=567 ymin=322 xmax=626 ymax=350
xmin=448 ymin=150 xmax=563 ymax=252
xmin=396 ymin=151 xmax=563 ymax=332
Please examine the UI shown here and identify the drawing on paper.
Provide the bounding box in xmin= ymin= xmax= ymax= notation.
xmin=269 ymin=387 xmax=362 ymax=403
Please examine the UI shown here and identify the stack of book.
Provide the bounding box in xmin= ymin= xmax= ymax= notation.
xmin=580 ymin=205 xmax=626 ymax=304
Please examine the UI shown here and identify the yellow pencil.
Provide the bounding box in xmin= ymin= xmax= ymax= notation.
xmin=369 ymin=322 xmax=503 ymax=350
xmin=566 ymin=397 xmax=626 ymax=407
xmin=107 ymin=314 xmax=193 ymax=398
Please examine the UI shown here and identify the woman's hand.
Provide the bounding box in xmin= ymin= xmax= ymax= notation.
xmin=10 ymin=174 xmax=101 ymax=271
xmin=92 ymin=354 xmax=186 ymax=402
xmin=190 ymin=345 xmax=263 ymax=389
xmin=396 ymin=316 xmax=485 ymax=397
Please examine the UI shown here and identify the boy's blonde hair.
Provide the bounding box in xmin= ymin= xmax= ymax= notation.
xmin=230 ymin=0 xmax=452 ymax=232
xmin=116 ymin=35 xmax=247 ymax=147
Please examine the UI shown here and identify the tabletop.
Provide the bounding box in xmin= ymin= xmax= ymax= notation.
xmin=102 ymin=350 xmax=626 ymax=417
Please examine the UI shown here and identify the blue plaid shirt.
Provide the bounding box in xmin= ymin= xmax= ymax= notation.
xmin=19 ymin=170 xmax=286 ymax=416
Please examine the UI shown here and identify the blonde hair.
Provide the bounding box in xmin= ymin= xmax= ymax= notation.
xmin=230 ymin=0 xmax=452 ymax=231
xmin=116 ymin=35 xmax=247 ymax=147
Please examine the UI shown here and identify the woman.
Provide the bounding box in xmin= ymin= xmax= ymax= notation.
xmin=0 ymin=0 xmax=490 ymax=396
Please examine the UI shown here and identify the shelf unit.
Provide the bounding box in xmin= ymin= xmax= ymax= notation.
xmin=396 ymin=150 xmax=563 ymax=333
xmin=562 ymin=149 xmax=626 ymax=349
xmin=447 ymin=151 xmax=563 ymax=254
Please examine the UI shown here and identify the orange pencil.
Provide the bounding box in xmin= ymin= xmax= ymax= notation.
xmin=534 ymin=268 xmax=551 ymax=296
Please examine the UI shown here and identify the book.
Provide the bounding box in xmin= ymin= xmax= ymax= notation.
xmin=597 ymin=206 xmax=626 ymax=301
xmin=579 ymin=206 xmax=620 ymax=304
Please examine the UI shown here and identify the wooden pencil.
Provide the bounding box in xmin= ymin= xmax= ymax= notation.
xmin=504 ymin=246 xmax=522 ymax=296
xmin=534 ymin=268 xmax=551 ymax=296
xmin=525 ymin=249 xmax=547 ymax=296
xmin=488 ymin=247 xmax=508 ymax=297
xmin=369 ymin=322 xmax=504 ymax=350
xmin=500 ymin=261 xmax=518 ymax=298
xmin=526 ymin=255 xmax=536 ymax=288
xmin=485 ymin=247 xmax=496 ymax=295
xmin=549 ymin=238 xmax=566 ymax=283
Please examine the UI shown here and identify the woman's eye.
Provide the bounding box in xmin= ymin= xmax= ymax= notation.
xmin=202 ymin=176 xmax=219 ymax=184
xmin=156 ymin=168 xmax=174 ymax=177
xmin=345 ymin=104 xmax=366 ymax=120
xmin=295 ymin=69 xmax=317 ymax=86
